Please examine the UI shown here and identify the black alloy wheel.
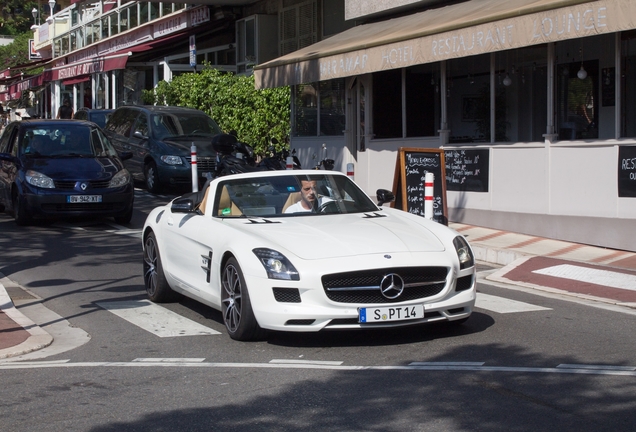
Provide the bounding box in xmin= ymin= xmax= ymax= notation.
xmin=221 ymin=257 xmax=265 ymax=341
xmin=143 ymin=232 xmax=180 ymax=302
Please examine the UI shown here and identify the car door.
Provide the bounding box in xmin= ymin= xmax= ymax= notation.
xmin=104 ymin=108 xmax=142 ymax=178
xmin=0 ymin=124 xmax=18 ymax=206
xmin=160 ymin=209 xmax=221 ymax=305
xmin=128 ymin=112 xmax=150 ymax=177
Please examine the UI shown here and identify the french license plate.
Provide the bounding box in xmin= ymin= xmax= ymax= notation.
xmin=359 ymin=305 xmax=424 ymax=323
xmin=67 ymin=195 xmax=102 ymax=203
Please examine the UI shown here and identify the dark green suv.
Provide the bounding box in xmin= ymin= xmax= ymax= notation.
xmin=104 ymin=106 xmax=222 ymax=193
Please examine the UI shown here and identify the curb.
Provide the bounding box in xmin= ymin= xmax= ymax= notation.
xmin=0 ymin=279 xmax=53 ymax=359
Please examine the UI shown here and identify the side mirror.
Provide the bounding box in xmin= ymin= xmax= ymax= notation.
xmin=171 ymin=197 xmax=195 ymax=213
xmin=376 ymin=189 xmax=395 ymax=206
xmin=133 ymin=130 xmax=148 ymax=140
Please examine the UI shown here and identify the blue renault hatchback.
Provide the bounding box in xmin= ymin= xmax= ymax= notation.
xmin=0 ymin=119 xmax=134 ymax=225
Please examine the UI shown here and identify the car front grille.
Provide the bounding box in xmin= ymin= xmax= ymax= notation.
xmin=322 ymin=267 xmax=448 ymax=304
xmin=54 ymin=180 xmax=112 ymax=190
xmin=186 ymin=156 xmax=216 ymax=173
xmin=273 ymin=288 xmax=301 ymax=303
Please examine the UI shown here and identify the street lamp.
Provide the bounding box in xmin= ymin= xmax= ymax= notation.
xmin=32 ymin=8 xmax=38 ymax=27
xmin=48 ymin=0 xmax=56 ymax=57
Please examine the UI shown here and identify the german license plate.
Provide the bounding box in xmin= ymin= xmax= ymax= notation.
xmin=359 ymin=305 xmax=424 ymax=323
xmin=67 ymin=195 xmax=102 ymax=203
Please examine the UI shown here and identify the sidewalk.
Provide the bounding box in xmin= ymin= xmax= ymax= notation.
xmin=451 ymin=222 xmax=636 ymax=308
xmin=1 ymin=223 xmax=636 ymax=359
xmin=0 ymin=278 xmax=52 ymax=359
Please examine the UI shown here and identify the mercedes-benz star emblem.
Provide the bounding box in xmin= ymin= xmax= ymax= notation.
xmin=379 ymin=273 xmax=405 ymax=299
xmin=80 ymin=183 xmax=88 ymax=191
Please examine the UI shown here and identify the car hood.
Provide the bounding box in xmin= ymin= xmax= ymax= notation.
xmin=230 ymin=212 xmax=446 ymax=260
xmin=162 ymin=137 xmax=216 ymax=156
xmin=23 ymin=157 xmax=122 ymax=180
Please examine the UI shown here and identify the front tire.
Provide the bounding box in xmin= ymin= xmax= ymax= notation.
xmin=12 ymin=191 xmax=32 ymax=226
xmin=221 ymin=257 xmax=265 ymax=341
xmin=144 ymin=161 xmax=161 ymax=194
xmin=143 ymin=232 xmax=181 ymax=302
xmin=114 ymin=205 xmax=133 ymax=225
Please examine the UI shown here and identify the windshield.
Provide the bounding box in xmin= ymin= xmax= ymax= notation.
xmin=150 ymin=113 xmax=222 ymax=139
xmin=213 ymin=174 xmax=379 ymax=217
xmin=20 ymin=125 xmax=119 ymax=158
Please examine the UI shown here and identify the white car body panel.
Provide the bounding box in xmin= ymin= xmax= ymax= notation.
xmin=143 ymin=170 xmax=476 ymax=334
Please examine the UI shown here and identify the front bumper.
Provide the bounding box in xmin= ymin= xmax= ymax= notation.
xmin=23 ymin=184 xmax=134 ymax=219
xmin=243 ymin=260 xmax=476 ymax=332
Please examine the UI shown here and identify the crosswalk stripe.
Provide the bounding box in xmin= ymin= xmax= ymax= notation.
xmin=475 ymin=293 xmax=551 ymax=313
xmin=97 ymin=300 xmax=220 ymax=337
xmin=533 ymin=264 xmax=636 ymax=291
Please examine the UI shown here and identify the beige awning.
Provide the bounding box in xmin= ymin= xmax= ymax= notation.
xmin=255 ymin=0 xmax=636 ymax=89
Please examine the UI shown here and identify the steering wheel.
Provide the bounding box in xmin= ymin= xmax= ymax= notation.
xmin=318 ymin=200 xmax=338 ymax=213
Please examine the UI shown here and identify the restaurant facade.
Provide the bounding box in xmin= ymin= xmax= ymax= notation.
xmin=255 ymin=0 xmax=636 ymax=252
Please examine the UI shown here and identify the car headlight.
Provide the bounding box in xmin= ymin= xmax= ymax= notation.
xmin=109 ymin=169 xmax=131 ymax=188
xmin=253 ymin=248 xmax=300 ymax=281
xmin=453 ymin=235 xmax=474 ymax=270
xmin=160 ymin=155 xmax=183 ymax=165
xmin=25 ymin=170 xmax=54 ymax=188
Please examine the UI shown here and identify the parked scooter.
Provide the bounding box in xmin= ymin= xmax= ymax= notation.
xmin=258 ymin=138 xmax=302 ymax=171
xmin=211 ymin=134 xmax=301 ymax=178
xmin=211 ymin=133 xmax=260 ymax=177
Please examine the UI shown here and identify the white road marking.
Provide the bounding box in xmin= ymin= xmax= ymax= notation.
xmin=96 ymin=300 xmax=220 ymax=337
xmin=270 ymin=359 xmax=343 ymax=365
xmin=409 ymin=362 xmax=485 ymax=366
xmin=133 ymin=358 xmax=206 ymax=363
xmin=475 ymin=293 xmax=551 ymax=313
xmin=533 ymin=264 xmax=636 ymax=291
xmin=1 ymin=360 xmax=636 ymax=377
xmin=557 ymin=364 xmax=636 ymax=371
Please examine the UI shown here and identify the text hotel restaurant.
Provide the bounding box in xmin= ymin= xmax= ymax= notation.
xmin=4 ymin=0 xmax=636 ymax=253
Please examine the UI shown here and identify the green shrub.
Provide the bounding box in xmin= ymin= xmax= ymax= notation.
xmin=143 ymin=67 xmax=290 ymax=156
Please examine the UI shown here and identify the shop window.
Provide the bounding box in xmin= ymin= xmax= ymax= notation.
xmin=622 ymin=31 xmax=636 ymax=138
xmin=293 ymin=80 xmax=346 ymax=137
xmin=372 ymin=69 xmax=402 ymax=139
xmin=294 ymin=83 xmax=318 ymax=136
xmin=557 ymin=60 xmax=598 ymax=140
xmin=405 ymin=64 xmax=438 ymax=137
xmin=319 ymin=80 xmax=345 ymax=136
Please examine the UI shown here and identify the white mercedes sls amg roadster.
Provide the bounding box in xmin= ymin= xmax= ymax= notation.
xmin=142 ymin=170 xmax=476 ymax=341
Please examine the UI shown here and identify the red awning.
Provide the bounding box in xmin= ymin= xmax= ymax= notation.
xmin=50 ymin=53 xmax=129 ymax=81
xmin=126 ymin=30 xmax=191 ymax=54
xmin=63 ymin=76 xmax=90 ymax=86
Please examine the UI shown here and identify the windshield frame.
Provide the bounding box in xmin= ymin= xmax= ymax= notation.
xmin=212 ymin=174 xmax=380 ymax=218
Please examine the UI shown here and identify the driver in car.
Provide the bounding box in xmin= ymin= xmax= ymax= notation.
xmin=285 ymin=179 xmax=333 ymax=213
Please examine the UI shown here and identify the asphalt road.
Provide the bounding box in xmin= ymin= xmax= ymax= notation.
xmin=1 ymin=188 xmax=635 ymax=431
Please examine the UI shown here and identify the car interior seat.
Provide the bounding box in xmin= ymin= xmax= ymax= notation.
xmin=217 ymin=186 xmax=242 ymax=216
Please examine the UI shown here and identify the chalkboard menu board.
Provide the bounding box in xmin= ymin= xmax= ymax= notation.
xmin=392 ymin=148 xmax=448 ymax=225
xmin=444 ymin=148 xmax=490 ymax=192
xmin=618 ymin=145 xmax=636 ymax=197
